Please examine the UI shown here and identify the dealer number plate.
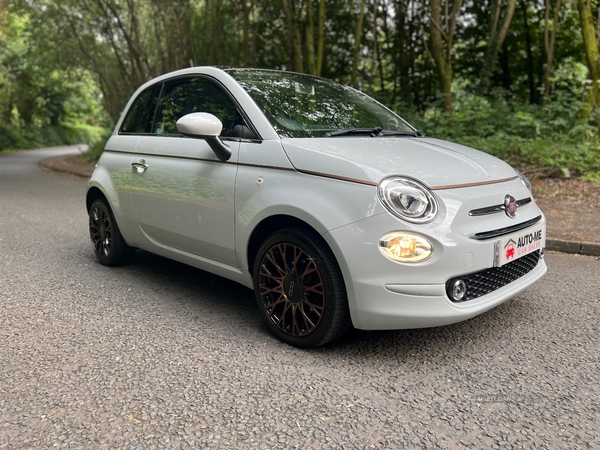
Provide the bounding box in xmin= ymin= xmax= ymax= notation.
xmin=495 ymin=224 xmax=545 ymax=267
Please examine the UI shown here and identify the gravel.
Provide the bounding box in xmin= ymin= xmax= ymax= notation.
xmin=1 ymin=148 xmax=599 ymax=449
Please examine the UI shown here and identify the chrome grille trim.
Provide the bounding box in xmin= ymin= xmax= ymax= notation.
xmin=469 ymin=215 xmax=542 ymax=241
xmin=469 ymin=197 xmax=532 ymax=217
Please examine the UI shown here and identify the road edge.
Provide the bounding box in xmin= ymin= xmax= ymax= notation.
xmin=546 ymin=239 xmax=600 ymax=257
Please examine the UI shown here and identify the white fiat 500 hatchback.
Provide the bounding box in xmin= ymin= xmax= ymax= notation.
xmin=87 ymin=67 xmax=546 ymax=347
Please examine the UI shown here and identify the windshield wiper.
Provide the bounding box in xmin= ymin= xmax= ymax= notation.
xmin=324 ymin=127 xmax=421 ymax=137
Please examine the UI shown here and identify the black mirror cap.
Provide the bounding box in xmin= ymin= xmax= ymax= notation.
xmin=180 ymin=132 xmax=232 ymax=161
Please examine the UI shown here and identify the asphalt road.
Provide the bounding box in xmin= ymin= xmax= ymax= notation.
xmin=1 ymin=148 xmax=599 ymax=449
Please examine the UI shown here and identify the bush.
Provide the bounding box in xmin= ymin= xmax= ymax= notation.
xmin=0 ymin=123 xmax=110 ymax=154
xmin=396 ymin=87 xmax=600 ymax=181
xmin=79 ymin=127 xmax=112 ymax=161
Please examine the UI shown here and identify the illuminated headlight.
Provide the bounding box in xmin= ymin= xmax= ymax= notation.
xmin=377 ymin=177 xmax=438 ymax=223
xmin=378 ymin=232 xmax=433 ymax=263
xmin=514 ymin=168 xmax=532 ymax=192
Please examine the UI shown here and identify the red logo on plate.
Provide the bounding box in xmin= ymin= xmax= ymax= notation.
xmin=504 ymin=238 xmax=517 ymax=262
xmin=506 ymin=242 xmax=515 ymax=260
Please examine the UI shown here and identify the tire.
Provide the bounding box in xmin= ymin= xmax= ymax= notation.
xmin=253 ymin=227 xmax=351 ymax=348
xmin=89 ymin=198 xmax=136 ymax=266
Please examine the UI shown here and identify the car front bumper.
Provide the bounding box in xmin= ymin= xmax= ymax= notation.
xmin=345 ymin=257 xmax=546 ymax=330
xmin=324 ymin=194 xmax=547 ymax=331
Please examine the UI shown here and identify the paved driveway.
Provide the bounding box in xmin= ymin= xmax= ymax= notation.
xmin=1 ymin=148 xmax=599 ymax=448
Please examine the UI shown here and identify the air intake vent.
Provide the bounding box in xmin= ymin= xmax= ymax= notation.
xmin=446 ymin=250 xmax=541 ymax=302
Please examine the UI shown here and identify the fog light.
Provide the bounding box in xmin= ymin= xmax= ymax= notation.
xmin=451 ymin=280 xmax=467 ymax=302
xmin=378 ymin=232 xmax=433 ymax=264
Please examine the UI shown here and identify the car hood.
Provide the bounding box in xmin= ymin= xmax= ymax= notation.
xmin=280 ymin=137 xmax=516 ymax=189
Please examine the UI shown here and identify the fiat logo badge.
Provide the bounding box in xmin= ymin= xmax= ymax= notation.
xmin=504 ymin=195 xmax=517 ymax=218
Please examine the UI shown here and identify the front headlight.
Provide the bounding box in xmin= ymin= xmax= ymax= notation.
xmin=377 ymin=176 xmax=438 ymax=223
xmin=514 ymin=168 xmax=532 ymax=192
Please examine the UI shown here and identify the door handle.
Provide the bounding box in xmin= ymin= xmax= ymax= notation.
xmin=132 ymin=160 xmax=148 ymax=173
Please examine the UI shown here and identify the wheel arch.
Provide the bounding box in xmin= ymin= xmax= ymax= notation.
xmin=86 ymin=186 xmax=108 ymax=212
xmin=246 ymin=214 xmax=342 ymax=280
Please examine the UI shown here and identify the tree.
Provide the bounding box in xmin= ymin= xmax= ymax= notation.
xmin=351 ymin=0 xmax=367 ymax=87
xmin=576 ymin=0 xmax=600 ymax=120
xmin=281 ymin=0 xmax=305 ymax=72
xmin=241 ymin=0 xmax=253 ymax=66
xmin=280 ymin=0 xmax=327 ymax=75
xmin=478 ymin=0 xmax=517 ymax=94
xmin=1 ymin=0 xmax=592 ymax=138
xmin=543 ymin=0 xmax=562 ymax=105
xmin=422 ymin=0 xmax=463 ymax=113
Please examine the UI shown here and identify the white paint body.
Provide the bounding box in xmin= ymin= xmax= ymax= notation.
xmin=88 ymin=67 xmax=547 ymax=330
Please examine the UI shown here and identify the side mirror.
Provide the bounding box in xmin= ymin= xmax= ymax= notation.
xmin=176 ymin=113 xmax=231 ymax=161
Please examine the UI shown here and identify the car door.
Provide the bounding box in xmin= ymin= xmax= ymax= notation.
xmin=130 ymin=76 xmax=240 ymax=267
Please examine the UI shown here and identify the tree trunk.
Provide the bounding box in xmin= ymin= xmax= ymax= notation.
xmin=520 ymin=0 xmax=537 ymax=104
xmin=499 ymin=40 xmax=512 ymax=92
xmin=479 ymin=0 xmax=517 ymax=95
xmin=316 ymin=0 xmax=325 ymax=75
xmin=394 ymin=0 xmax=411 ymax=106
xmin=543 ymin=0 xmax=562 ymax=105
xmin=306 ymin=0 xmax=317 ymax=74
xmin=282 ymin=0 xmax=304 ymax=72
xmin=0 ymin=0 xmax=7 ymax=24
xmin=576 ymin=0 xmax=600 ymax=121
xmin=368 ymin=0 xmax=379 ymax=93
xmin=426 ymin=0 xmax=461 ymax=113
xmin=351 ymin=0 xmax=367 ymax=88
xmin=241 ymin=0 xmax=252 ymax=66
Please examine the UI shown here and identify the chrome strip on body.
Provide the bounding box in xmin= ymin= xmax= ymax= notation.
xmin=469 ymin=197 xmax=532 ymax=217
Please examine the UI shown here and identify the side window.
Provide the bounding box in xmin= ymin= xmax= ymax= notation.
xmin=155 ymin=77 xmax=239 ymax=137
xmin=120 ymin=84 xmax=161 ymax=134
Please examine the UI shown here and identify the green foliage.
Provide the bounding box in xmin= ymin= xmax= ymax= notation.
xmin=453 ymin=135 xmax=600 ymax=180
xmin=1 ymin=0 xmax=598 ymax=182
xmin=0 ymin=124 xmax=109 ymax=153
xmin=398 ymin=77 xmax=600 ymax=181
xmin=80 ymin=128 xmax=112 ymax=161
xmin=0 ymin=4 xmax=110 ymax=152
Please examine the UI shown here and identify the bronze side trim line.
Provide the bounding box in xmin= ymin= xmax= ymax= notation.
xmin=296 ymin=169 xmax=378 ymax=186
xmin=104 ymin=149 xmax=297 ymax=172
xmin=236 ymin=162 xmax=296 ymax=172
xmin=137 ymin=152 xmax=214 ymax=163
xmin=103 ymin=150 xmax=517 ymax=190
xmin=430 ymin=176 xmax=518 ymax=191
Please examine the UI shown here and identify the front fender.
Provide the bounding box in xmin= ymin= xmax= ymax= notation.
xmin=234 ymin=166 xmax=386 ymax=273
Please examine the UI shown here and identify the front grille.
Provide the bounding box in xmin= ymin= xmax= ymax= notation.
xmin=469 ymin=197 xmax=532 ymax=217
xmin=446 ymin=250 xmax=541 ymax=302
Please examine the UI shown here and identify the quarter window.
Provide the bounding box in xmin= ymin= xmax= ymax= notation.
xmin=120 ymin=84 xmax=161 ymax=134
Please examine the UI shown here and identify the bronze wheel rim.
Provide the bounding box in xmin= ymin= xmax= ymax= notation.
xmin=258 ymin=243 xmax=325 ymax=337
xmin=89 ymin=205 xmax=112 ymax=259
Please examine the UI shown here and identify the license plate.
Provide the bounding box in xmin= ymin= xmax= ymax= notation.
xmin=494 ymin=224 xmax=545 ymax=267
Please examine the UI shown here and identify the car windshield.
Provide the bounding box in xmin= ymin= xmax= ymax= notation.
xmin=228 ymin=69 xmax=416 ymax=138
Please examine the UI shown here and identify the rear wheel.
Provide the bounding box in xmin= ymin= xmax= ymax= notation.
xmin=89 ymin=198 xmax=135 ymax=266
xmin=253 ymin=227 xmax=351 ymax=348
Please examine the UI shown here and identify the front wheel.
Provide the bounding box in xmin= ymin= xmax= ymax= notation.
xmin=89 ymin=198 xmax=136 ymax=266
xmin=253 ymin=227 xmax=351 ymax=348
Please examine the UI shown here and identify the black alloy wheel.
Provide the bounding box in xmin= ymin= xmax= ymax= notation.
xmin=89 ymin=198 xmax=135 ymax=266
xmin=253 ymin=227 xmax=351 ymax=348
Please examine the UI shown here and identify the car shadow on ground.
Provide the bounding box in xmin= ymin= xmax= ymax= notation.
xmin=88 ymin=248 xmax=534 ymax=359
